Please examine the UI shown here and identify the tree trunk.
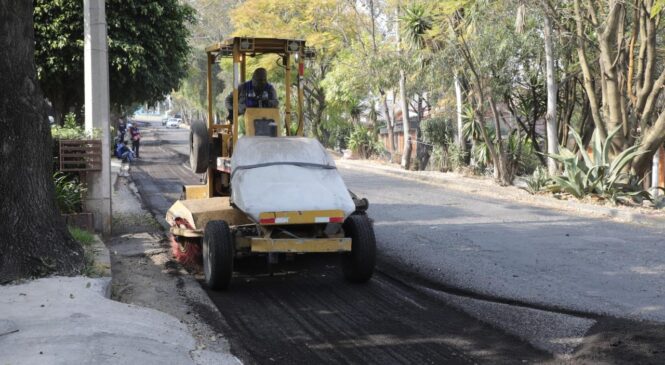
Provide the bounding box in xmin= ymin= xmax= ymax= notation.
xmin=399 ymin=69 xmax=412 ymax=170
xmin=573 ymin=0 xmax=607 ymax=140
xmin=380 ymin=89 xmax=395 ymax=152
xmin=415 ymin=96 xmax=430 ymax=170
xmin=397 ymin=4 xmax=412 ymax=169
xmin=0 ymin=2 xmax=84 ymax=283
xmin=633 ymin=109 xmax=665 ymax=177
xmin=454 ymin=74 xmax=466 ymax=152
xmin=597 ymin=1 xmax=626 ymax=154
xmin=313 ymin=88 xmax=326 ymax=141
xmin=488 ymin=96 xmax=512 ymax=185
xmin=543 ymin=12 xmax=559 ymax=175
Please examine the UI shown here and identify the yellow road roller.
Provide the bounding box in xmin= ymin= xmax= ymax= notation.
xmin=166 ymin=37 xmax=375 ymax=290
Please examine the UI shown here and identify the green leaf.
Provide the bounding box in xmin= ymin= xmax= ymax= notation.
xmin=652 ymin=0 xmax=665 ymax=18
xmin=570 ymin=128 xmax=593 ymax=168
xmin=602 ymin=125 xmax=624 ymax=163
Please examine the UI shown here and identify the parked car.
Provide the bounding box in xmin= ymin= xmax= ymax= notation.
xmin=166 ymin=118 xmax=180 ymax=128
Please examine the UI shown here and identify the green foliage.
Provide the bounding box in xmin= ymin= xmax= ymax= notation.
xmin=653 ymin=0 xmax=665 ymax=18
xmin=68 ymin=226 xmax=95 ymax=247
xmin=428 ymin=143 xmax=467 ymax=172
xmin=461 ymin=105 xmax=481 ymax=141
xmin=507 ymin=131 xmax=540 ymax=176
xmin=523 ymin=166 xmax=551 ymax=194
xmin=54 ymin=172 xmax=86 ymax=214
xmin=347 ymin=125 xmax=383 ymax=159
xmin=50 ymin=113 xmax=95 ymax=140
xmin=548 ymin=127 xmax=646 ymax=203
xmin=68 ymin=226 xmax=100 ymax=278
xmin=421 ymin=116 xmax=454 ymax=149
xmin=421 ymin=115 xmax=467 ymax=171
xmin=447 ymin=143 xmax=467 ymax=171
xmin=332 ymin=125 xmax=353 ymax=150
xmin=34 ymin=0 xmax=195 ymax=116
xmin=401 ymin=3 xmax=434 ymax=50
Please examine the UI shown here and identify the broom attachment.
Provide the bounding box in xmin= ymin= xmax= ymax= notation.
xmin=170 ymin=218 xmax=202 ymax=269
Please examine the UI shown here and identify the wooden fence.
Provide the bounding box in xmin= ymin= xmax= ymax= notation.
xmin=58 ymin=139 xmax=102 ymax=172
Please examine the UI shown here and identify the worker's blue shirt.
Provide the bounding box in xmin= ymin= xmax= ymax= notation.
xmin=242 ymin=81 xmax=277 ymax=108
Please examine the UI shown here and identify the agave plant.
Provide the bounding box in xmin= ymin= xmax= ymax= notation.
xmin=548 ymin=127 xmax=645 ymax=202
xmin=523 ymin=166 xmax=551 ymax=194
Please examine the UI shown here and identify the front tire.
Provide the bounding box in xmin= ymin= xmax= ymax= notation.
xmin=190 ymin=121 xmax=209 ymax=174
xmin=341 ymin=214 xmax=376 ymax=283
xmin=202 ymin=220 xmax=234 ymax=290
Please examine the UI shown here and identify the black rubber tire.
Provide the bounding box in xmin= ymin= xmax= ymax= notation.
xmin=190 ymin=120 xmax=209 ymax=174
xmin=341 ymin=214 xmax=376 ymax=283
xmin=202 ymin=220 xmax=234 ymax=290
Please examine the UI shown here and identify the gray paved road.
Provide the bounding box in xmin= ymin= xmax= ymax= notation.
xmin=127 ymin=118 xmax=551 ymax=364
xmin=126 ymin=116 xmax=665 ymax=363
xmin=339 ymin=168 xmax=665 ymax=322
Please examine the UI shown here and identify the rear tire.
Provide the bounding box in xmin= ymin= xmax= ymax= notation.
xmin=190 ymin=120 xmax=209 ymax=174
xmin=202 ymin=220 xmax=234 ymax=290
xmin=341 ymin=214 xmax=376 ymax=283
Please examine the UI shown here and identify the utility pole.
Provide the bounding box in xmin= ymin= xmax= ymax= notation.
xmin=84 ymin=0 xmax=112 ymax=235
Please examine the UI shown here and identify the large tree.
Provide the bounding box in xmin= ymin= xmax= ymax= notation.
xmin=0 ymin=2 xmax=84 ymax=283
xmin=572 ymin=0 xmax=665 ymax=178
xmin=34 ymin=0 xmax=194 ymax=121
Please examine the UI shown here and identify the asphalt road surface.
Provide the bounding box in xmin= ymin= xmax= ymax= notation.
xmin=127 ymin=116 xmax=665 ymax=364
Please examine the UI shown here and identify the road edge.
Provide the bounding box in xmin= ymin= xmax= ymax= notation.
xmin=336 ymin=159 xmax=665 ymax=228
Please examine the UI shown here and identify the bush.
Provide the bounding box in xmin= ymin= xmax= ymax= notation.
xmin=523 ymin=166 xmax=551 ymax=194
xmin=507 ymin=131 xmax=541 ymax=176
xmin=548 ymin=127 xmax=648 ymax=203
xmin=347 ymin=124 xmax=383 ymax=159
xmin=68 ymin=226 xmax=94 ymax=246
xmin=51 ymin=112 xmax=100 ymax=140
xmin=421 ymin=116 xmax=454 ymax=148
xmin=54 ymin=172 xmax=86 ymax=213
xmin=422 ymin=116 xmax=468 ymax=171
xmin=427 ymin=144 xmax=467 ymax=172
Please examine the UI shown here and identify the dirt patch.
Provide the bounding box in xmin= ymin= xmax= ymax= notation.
xmin=568 ymin=318 xmax=665 ymax=364
xmin=109 ymin=170 xmax=234 ymax=356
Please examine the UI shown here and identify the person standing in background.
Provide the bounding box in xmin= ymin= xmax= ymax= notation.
xmin=128 ymin=123 xmax=141 ymax=158
xmin=117 ymin=117 xmax=127 ymax=143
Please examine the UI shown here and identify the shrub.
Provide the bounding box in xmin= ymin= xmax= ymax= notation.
xmin=347 ymin=124 xmax=382 ymax=159
xmin=523 ymin=166 xmax=551 ymax=194
xmin=54 ymin=172 xmax=86 ymax=213
xmin=421 ymin=116 xmax=454 ymax=148
xmin=507 ymin=131 xmax=541 ymax=176
xmin=68 ymin=226 xmax=95 ymax=246
xmin=422 ymin=116 xmax=468 ymax=171
xmin=51 ymin=112 xmax=100 ymax=140
xmin=548 ymin=127 xmax=647 ymax=203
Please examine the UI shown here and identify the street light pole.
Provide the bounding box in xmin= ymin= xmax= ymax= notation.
xmin=84 ymin=0 xmax=112 ymax=235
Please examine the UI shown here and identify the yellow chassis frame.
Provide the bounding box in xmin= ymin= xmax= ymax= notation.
xmin=169 ymin=226 xmax=351 ymax=253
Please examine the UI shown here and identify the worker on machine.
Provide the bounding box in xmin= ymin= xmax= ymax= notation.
xmin=225 ymin=67 xmax=278 ymax=122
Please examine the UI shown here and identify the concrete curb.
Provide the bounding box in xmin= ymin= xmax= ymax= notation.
xmin=90 ymin=235 xmax=112 ymax=298
xmin=336 ymin=159 xmax=665 ymax=228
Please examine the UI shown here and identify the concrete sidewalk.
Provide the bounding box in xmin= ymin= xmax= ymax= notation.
xmin=336 ymin=158 xmax=665 ymax=228
xmin=0 ymin=159 xmax=240 ymax=365
xmin=0 ymin=277 xmax=237 ymax=365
